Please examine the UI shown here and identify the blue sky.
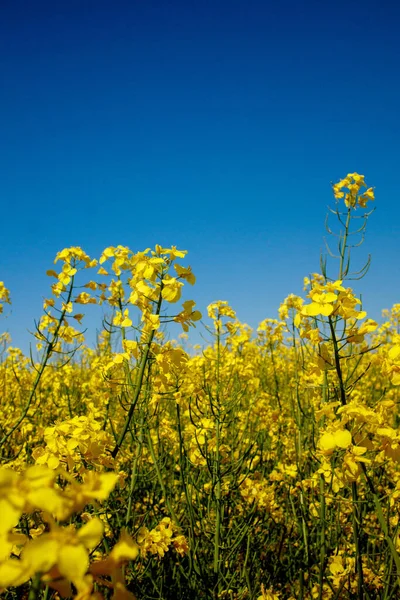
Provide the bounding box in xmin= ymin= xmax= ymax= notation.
xmin=1 ymin=0 xmax=399 ymax=350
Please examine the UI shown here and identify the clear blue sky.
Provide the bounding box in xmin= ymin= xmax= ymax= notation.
xmin=1 ymin=0 xmax=399 ymax=350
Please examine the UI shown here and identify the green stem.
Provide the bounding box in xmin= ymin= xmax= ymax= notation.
xmin=28 ymin=573 xmax=42 ymax=600
xmin=111 ymin=287 xmax=163 ymax=458
xmin=318 ymin=476 xmax=326 ymax=600
xmin=146 ymin=428 xmax=179 ymax=525
xmin=328 ymin=317 xmax=346 ymax=406
xmin=338 ymin=208 xmax=351 ymax=280
xmin=125 ymin=411 xmax=144 ymax=527
xmin=212 ymin=322 xmax=223 ymax=599
xmin=352 ymin=481 xmax=364 ymax=599
xmin=0 ymin=276 xmax=75 ymax=451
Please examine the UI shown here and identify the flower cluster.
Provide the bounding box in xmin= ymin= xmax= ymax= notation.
xmin=333 ymin=172 xmax=375 ymax=208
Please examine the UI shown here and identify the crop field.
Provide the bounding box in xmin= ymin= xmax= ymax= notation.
xmin=1 ymin=174 xmax=400 ymax=600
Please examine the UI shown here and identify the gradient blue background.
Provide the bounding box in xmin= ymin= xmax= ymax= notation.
xmin=1 ymin=0 xmax=399 ymax=349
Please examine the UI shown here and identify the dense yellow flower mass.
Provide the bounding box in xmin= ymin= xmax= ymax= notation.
xmin=0 ymin=175 xmax=399 ymax=599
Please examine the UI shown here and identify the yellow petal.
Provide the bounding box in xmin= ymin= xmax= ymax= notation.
xmin=319 ymin=303 xmax=334 ymax=316
xmin=319 ymin=432 xmax=336 ymax=452
xmin=320 ymin=429 xmax=351 ymax=451
xmin=90 ymin=473 xmax=119 ymax=501
xmin=0 ymin=535 xmax=13 ymax=561
xmin=27 ymin=488 xmax=67 ymax=519
xmin=113 ymin=581 xmax=137 ymax=600
xmin=355 ymin=311 xmax=367 ymax=320
xmin=388 ymin=346 xmax=400 ymax=361
xmin=77 ymin=518 xmax=104 ymax=550
xmin=121 ymin=317 xmax=133 ymax=327
xmin=47 ymin=455 xmax=60 ymax=470
xmin=67 ymin=438 xmax=79 ymax=453
xmin=376 ymin=427 xmax=396 ymax=438
xmin=23 ymin=537 xmax=58 ymax=573
xmin=303 ymin=303 xmax=321 ymax=316
xmin=111 ymin=530 xmax=139 ymax=563
xmin=334 ymin=429 xmax=352 ymax=449
xmin=392 ymin=372 xmax=400 ymax=386
xmin=0 ymin=500 xmax=21 ymax=535
xmin=324 ymin=292 xmax=337 ymax=302
xmin=58 ymin=543 xmax=88 ymax=583
xmin=0 ymin=559 xmax=31 ymax=588
xmin=353 ymin=446 xmax=367 ymax=456
xmin=25 ymin=465 xmax=55 ymax=487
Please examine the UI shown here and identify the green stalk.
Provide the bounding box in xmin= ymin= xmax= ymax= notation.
xmin=28 ymin=573 xmax=42 ymax=600
xmin=125 ymin=410 xmax=144 ymax=527
xmin=0 ymin=274 xmax=75 ymax=451
xmin=329 ymin=314 xmax=365 ymax=597
xmin=327 ymin=316 xmax=346 ymax=406
xmin=111 ymin=285 xmax=163 ymax=459
xmin=211 ymin=321 xmax=223 ymax=599
xmin=269 ymin=341 xmax=281 ymax=410
xmin=338 ymin=208 xmax=352 ymax=280
xmin=213 ymin=414 xmax=222 ymax=587
xmin=146 ymin=427 xmax=179 ymax=525
xmin=352 ymin=481 xmax=364 ymax=599
xmin=176 ymin=402 xmax=203 ymax=579
xmin=317 ymin=476 xmax=326 ymax=600
xmin=372 ymin=488 xmax=400 ymax=576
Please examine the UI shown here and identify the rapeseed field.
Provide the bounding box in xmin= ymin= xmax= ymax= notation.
xmin=1 ymin=174 xmax=399 ymax=600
